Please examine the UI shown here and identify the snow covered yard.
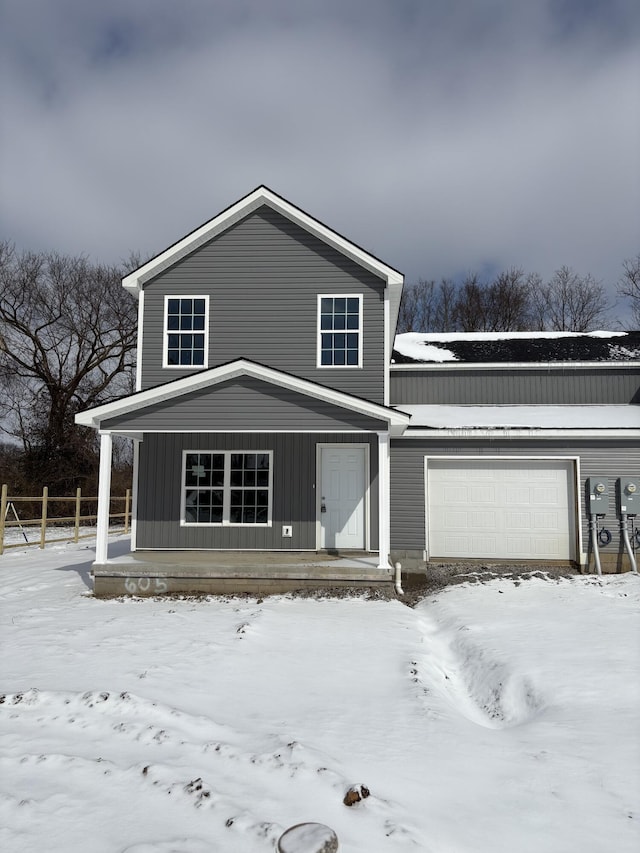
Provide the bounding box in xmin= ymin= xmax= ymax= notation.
xmin=1 ymin=538 xmax=639 ymax=853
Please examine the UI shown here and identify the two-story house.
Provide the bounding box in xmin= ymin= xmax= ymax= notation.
xmin=76 ymin=187 xmax=640 ymax=596
xmin=76 ymin=187 xmax=410 ymax=595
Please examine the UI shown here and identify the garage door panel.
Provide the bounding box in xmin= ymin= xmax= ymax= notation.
xmin=427 ymin=459 xmax=575 ymax=561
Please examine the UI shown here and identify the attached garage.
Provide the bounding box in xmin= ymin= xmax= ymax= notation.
xmin=426 ymin=458 xmax=578 ymax=561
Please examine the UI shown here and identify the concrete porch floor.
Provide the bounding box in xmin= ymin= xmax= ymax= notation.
xmin=92 ymin=550 xmax=394 ymax=597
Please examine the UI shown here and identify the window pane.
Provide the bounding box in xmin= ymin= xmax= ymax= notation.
xmin=347 ymin=297 xmax=359 ymax=313
xmin=346 ymin=314 xmax=359 ymax=329
xmin=333 ymin=314 xmax=345 ymax=330
xmin=194 ymin=299 xmax=205 ymax=314
xmin=347 ymin=350 xmax=359 ymax=365
xmin=168 ymin=299 xmax=180 ymax=314
xmin=335 ymin=298 xmax=346 ymax=312
xmin=193 ymin=315 xmax=205 ymax=330
xmin=320 ymin=297 xmax=332 ymax=313
xmin=334 ymin=350 xmax=345 ymax=365
xmin=180 ymin=299 xmax=192 ymax=314
xmin=184 ymin=451 xmax=269 ymax=525
xmin=180 ymin=315 xmax=193 ymax=330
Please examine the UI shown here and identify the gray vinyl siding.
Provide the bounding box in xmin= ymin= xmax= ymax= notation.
xmin=140 ymin=206 xmax=386 ymax=403
xmin=390 ymin=437 xmax=640 ymax=558
xmin=390 ymin=367 xmax=640 ymax=405
xmin=102 ymin=376 xmax=387 ymax=432
xmin=137 ymin=432 xmax=379 ymax=551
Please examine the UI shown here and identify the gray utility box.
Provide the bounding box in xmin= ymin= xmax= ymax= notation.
xmin=616 ymin=477 xmax=639 ymax=515
xmin=586 ymin=477 xmax=609 ymax=514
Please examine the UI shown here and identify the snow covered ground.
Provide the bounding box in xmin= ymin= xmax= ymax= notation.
xmin=1 ymin=538 xmax=639 ymax=853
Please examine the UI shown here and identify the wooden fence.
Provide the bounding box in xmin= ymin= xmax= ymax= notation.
xmin=0 ymin=485 xmax=131 ymax=555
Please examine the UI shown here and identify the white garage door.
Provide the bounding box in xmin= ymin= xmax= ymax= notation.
xmin=427 ymin=459 xmax=576 ymax=561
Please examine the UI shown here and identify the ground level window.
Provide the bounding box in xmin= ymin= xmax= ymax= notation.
xmin=183 ymin=451 xmax=271 ymax=525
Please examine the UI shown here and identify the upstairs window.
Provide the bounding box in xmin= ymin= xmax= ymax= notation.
xmin=318 ymin=295 xmax=362 ymax=367
xmin=182 ymin=451 xmax=272 ymax=526
xmin=164 ymin=296 xmax=209 ymax=367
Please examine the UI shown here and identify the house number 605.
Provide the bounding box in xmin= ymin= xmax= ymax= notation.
xmin=124 ymin=577 xmax=168 ymax=594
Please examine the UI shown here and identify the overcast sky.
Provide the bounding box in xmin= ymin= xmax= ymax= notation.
xmin=1 ymin=0 xmax=639 ymax=303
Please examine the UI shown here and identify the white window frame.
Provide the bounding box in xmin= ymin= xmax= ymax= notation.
xmin=317 ymin=293 xmax=363 ymax=368
xmin=163 ymin=295 xmax=210 ymax=369
xmin=180 ymin=450 xmax=273 ymax=527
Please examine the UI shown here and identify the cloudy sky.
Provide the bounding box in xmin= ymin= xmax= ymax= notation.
xmin=1 ymin=0 xmax=639 ymax=301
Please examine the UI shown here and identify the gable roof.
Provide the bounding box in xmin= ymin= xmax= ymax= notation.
xmin=392 ymin=331 xmax=640 ymax=366
xmin=75 ymin=358 xmax=410 ymax=436
xmin=123 ymin=185 xmax=403 ymax=294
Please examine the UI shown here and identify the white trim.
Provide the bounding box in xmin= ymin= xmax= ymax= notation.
xmin=383 ymin=288 xmax=390 ymax=407
xmin=180 ymin=449 xmax=273 ymax=527
xmin=123 ymin=186 xmax=403 ymax=295
xmin=401 ymin=428 xmax=640 ymax=439
xmin=316 ymin=293 xmax=363 ymax=369
xmin=95 ymin=433 xmax=113 ymax=564
xmin=75 ymin=359 xmax=411 ymax=436
xmin=130 ymin=438 xmax=140 ymax=551
xmin=377 ymin=431 xmax=390 ymax=568
xmin=135 ymin=291 xmax=144 ymax=391
xmin=162 ymin=294 xmax=210 ymax=370
xmin=423 ymin=454 xmax=582 ymax=563
xmin=316 ymin=443 xmax=370 ymax=551
xmin=390 ymin=361 xmax=640 ymax=371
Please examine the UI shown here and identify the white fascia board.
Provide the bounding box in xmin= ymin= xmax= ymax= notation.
xmin=123 ymin=186 xmax=403 ymax=295
xmin=390 ymin=361 xmax=640 ymax=370
xmin=400 ymin=428 xmax=640 ymax=439
xmin=75 ymin=360 xmax=410 ymax=434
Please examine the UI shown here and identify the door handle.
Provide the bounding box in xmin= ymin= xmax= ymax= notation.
xmin=321 ymin=497 xmax=326 ymax=513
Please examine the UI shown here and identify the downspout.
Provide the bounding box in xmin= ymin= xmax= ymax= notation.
xmin=394 ymin=561 xmax=404 ymax=596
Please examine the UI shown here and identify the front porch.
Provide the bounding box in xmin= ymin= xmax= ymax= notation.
xmin=92 ymin=549 xmax=395 ymax=597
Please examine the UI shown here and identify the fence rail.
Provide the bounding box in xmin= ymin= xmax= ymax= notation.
xmin=0 ymin=485 xmax=131 ymax=555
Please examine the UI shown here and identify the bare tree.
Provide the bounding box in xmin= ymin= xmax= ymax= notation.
xmin=618 ymin=254 xmax=640 ymax=328
xmin=530 ymin=266 xmax=612 ymax=331
xmin=452 ymin=269 xmax=532 ymax=331
xmin=397 ymin=279 xmax=437 ymax=333
xmin=0 ymin=242 xmax=137 ymax=490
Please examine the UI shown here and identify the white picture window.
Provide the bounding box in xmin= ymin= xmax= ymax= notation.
xmin=317 ymin=294 xmax=362 ymax=367
xmin=182 ymin=451 xmax=272 ymax=526
xmin=164 ymin=296 xmax=209 ymax=368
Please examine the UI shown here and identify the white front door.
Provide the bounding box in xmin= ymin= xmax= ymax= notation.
xmin=320 ymin=447 xmax=366 ymax=549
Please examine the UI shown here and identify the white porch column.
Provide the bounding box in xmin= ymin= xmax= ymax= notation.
xmin=377 ymin=430 xmax=391 ymax=569
xmin=130 ymin=438 xmax=140 ymax=552
xmin=95 ymin=431 xmax=113 ymax=564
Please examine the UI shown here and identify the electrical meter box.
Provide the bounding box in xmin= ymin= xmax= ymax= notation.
xmin=616 ymin=477 xmax=639 ymax=515
xmin=586 ymin=477 xmax=609 ymax=514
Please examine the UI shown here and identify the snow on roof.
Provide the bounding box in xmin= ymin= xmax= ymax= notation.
xmin=392 ymin=331 xmax=640 ymax=364
xmin=396 ymin=404 xmax=640 ymax=430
